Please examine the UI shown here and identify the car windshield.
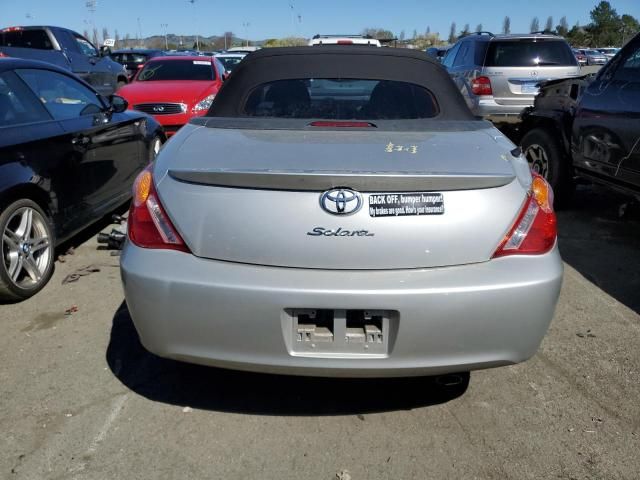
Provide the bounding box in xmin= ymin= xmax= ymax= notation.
xmin=137 ymin=60 xmax=215 ymax=81
xmin=585 ymin=50 xmax=601 ymax=55
xmin=485 ymin=40 xmax=577 ymax=66
xmin=243 ymin=78 xmax=439 ymax=119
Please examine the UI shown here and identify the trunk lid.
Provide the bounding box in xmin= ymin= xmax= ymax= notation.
xmin=155 ymin=123 xmax=528 ymax=270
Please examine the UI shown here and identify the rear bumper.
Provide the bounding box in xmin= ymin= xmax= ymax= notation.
xmin=120 ymin=244 xmax=563 ymax=377
xmin=472 ymin=98 xmax=532 ymax=123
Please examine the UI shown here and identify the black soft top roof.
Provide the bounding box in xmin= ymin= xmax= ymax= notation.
xmin=208 ymin=46 xmax=475 ymax=121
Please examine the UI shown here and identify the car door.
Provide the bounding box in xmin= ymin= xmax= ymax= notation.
xmin=15 ymin=68 xmax=144 ymax=218
xmin=57 ymin=30 xmax=114 ymax=96
xmin=572 ymin=35 xmax=640 ymax=188
xmin=0 ymin=70 xmax=89 ymax=239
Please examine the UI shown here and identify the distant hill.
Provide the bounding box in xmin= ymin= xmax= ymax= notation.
xmin=115 ymin=33 xmax=263 ymax=50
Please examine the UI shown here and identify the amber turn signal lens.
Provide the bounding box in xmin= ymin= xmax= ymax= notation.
xmin=531 ymin=174 xmax=553 ymax=213
xmin=133 ymin=170 xmax=152 ymax=207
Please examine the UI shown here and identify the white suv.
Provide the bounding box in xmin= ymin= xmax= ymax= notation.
xmin=309 ymin=35 xmax=381 ymax=47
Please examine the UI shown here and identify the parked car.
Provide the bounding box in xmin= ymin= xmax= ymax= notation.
xmin=442 ymin=32 xmax=580 ymax=125
xmin=577 ymin=49 xmax=607 ymax=65
xmin=309 ymin=34 xmax=381 ymax=47
xmin=0 ymin=58 xmax=164 ymax=301
xmin=116 ymin=55 xmax=226 ymax=137
xmin=572 ymin=48 xmax=588 ymax=65
xmin=0 ymin=26 xmax=128 ymax=95
xmin=225 ymin=46 xmax=260 ymax=54
xmin=110 ymin=48 xmax=164 ymax=81
xmin=597 ymin=47 xmax=620 ymax=60
xmin=520 ymin=33 xmax=640 ymax=206
xmin=121 ymin=46 xmax=562 ymax=378
xmin=425 ymin=45 xmax=451 ymax=62
xmin=214 ymin=53 xmax=246 ymax=74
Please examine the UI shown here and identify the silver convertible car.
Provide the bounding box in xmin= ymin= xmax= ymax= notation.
xmin=121 ymin=47 xmax=563 ymax=377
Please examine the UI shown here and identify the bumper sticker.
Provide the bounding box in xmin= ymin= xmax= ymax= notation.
xmin=369 ymin=193 xmax=444 ymax=217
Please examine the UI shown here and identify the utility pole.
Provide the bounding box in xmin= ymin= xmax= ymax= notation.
xmin=161 ymin=23 xmax=169 ymax=49
xmin=289 ymin=2 xmax=295 ymax=35
xmin=188 ymin=0 xmax=199 ymax=51
xmin=242 ymin=22 xmax=250 ymax=47
xmin=85 ymin=1 xmax=96 ymax=42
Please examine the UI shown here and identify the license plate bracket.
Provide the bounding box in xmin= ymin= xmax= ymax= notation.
xmin=287 ymin=309 xmax=396 ymax=356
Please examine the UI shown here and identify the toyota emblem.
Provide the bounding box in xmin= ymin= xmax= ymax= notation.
xmin=320 ymin=188 xmax=362 ymax=215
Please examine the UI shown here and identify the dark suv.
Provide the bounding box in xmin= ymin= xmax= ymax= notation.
xmin=110 ymin=48 xmax=165 ymax=81
xmin=442 ymin=32 xmax=580 ymax=125
xmin=519 ymin=32 xmax=640 ymax=206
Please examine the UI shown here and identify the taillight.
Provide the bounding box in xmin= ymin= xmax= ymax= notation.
xmin=309 ymin=121 xmax=375 ymax=128
xmin=471 ymin=76 xmax=493 ymax=96
xmin=0 ymin=52 xmax=10 ymax=58
xmin=128 ymin=167 xmax=189 ymax=252
xmin=493 ymin=173 xmax=556 ymax=258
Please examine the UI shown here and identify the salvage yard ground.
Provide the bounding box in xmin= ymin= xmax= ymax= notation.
xmin=1 ymin=184 xmax=639 ymax=480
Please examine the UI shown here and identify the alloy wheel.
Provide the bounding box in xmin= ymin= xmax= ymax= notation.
xmin=524 ymin=143 xmax=550 ymax=179
xmin=2 ymin=206 xmax=52 ymax=289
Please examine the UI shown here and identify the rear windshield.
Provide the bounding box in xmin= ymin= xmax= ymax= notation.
xmin=485 ymin=40 xmax=577 ymax=67
xmin=0 ymin=29 xmax=53 ymax=50
xmin=243 ymin=79 xmax=439 ymax=119
xmin=137 ymin=60 xmax=215 ymax=81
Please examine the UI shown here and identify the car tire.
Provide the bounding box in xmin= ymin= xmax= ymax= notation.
xmin=148 ymin=135 xmax=162 ymax=162
xmin=521 ymin=128 xmax=574 ymax=209
xmin=0 ymin=199 xmax=55 ymax=302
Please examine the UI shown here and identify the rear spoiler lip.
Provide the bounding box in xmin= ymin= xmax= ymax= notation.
xmin=167 ymin=169 xmax=515 ymax=192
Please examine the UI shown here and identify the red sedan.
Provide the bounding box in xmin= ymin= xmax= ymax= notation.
xmin=117 ymin=56 xmax=226 ymax=136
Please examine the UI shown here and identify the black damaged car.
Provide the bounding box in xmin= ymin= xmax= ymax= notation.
xmin=0 ymin=58 xmax=164 ymax=301
xmin=520 ymin=32 xmax=640 ymax=207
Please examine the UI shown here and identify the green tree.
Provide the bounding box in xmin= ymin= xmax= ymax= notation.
xmin=502 ymin=16 xmax=511 ymax=35
xmin=361 ymin=28 xmax=395 ymax=40
xmin=589 ymin=1 xmax=620 ymax=46
xmin=459 ymin=23 xmax=470 ymax=38
xmin=545 ymin=16 xmax=554 ymax=33
xmin=475 ymin=24 xmax=483 ymax=33
xmin=263 ymin=37 xmax=306 ymax=47
xmin=566 ymin=24 xmax=589 ymax=47
xmin=556 ymin=16 xmax=569 ymax=37
xmin=620 ymin=14 xmax=640 ymax=45
xmin=448 ymin=22 xmax=457 ymax=43
xmin=530 ymin=17 xmax=540 ymax=33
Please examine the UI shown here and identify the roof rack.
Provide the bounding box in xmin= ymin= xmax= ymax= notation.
xmin=473 ymin=31 xmax=495 ymax=37
xmin=529 ymin=31 xmax=558 ymax=35
xmin=312 ymin=34 xmax=375 ymax=40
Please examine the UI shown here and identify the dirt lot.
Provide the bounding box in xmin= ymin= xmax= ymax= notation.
xmin=1 ymin=184 xmax=639 ymax=480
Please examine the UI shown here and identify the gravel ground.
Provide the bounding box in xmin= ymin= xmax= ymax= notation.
xmin=1 ymin=184 xmax=639 ymax=480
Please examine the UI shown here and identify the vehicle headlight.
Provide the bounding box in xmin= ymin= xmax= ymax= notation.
xmin=192 ymin=94 xmax=216 ymax=112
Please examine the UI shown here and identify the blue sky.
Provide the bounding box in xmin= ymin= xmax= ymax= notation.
xmin=2 ymin=0 xmax=639 ymax=41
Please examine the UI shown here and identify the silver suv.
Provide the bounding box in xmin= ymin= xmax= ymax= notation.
xmin=442 ymin=32 xmax=580 ymax=124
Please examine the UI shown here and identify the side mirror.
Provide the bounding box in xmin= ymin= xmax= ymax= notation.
xmin=222 ymin=71 xmax=230 ymax=81
xmin=109 ymin=95 xmax=128 ymax=113
xmin=99 ymin=46 xmax=112 ymax=57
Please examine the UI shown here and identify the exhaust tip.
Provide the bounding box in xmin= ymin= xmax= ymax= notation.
xmin=435 ymin=373 xmax=466 ymax=387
